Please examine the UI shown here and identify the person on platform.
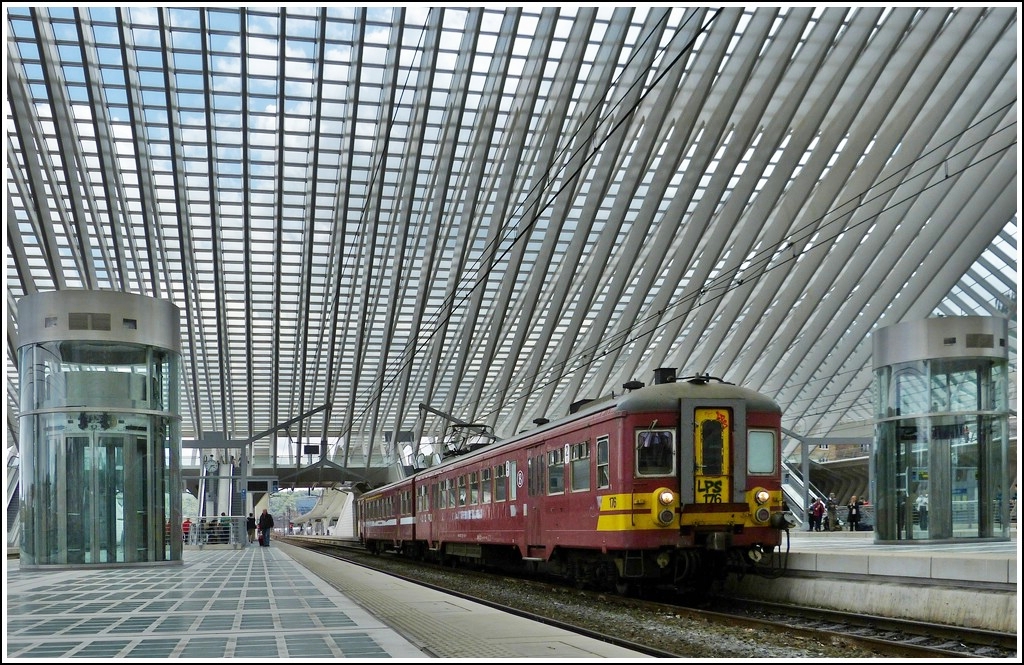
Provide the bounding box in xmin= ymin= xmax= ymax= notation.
xmin=914 ymin=492 xmax=929 ymax=530
xmin=846 ymin=495 xmax=864 ymax=531
xmin=825 ymin=493 xmax=841 ymax=531
xmin=218 ymin=512 xmax=230 ymax=544
xmin=810 ymin=497 xmax=825 ymax=532
xmin=258 ymin=508 xmax=275 ymax=547
xmin=182 ymin=517 xmax=192 ymax=544
xmin=246 ymin=512 xmax=258 ymax=544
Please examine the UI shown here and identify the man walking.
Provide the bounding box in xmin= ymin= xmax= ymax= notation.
xmin=258 ymin=508 xmax=275 ymax=547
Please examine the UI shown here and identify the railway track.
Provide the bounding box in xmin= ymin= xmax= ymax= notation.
xmin=706 ymin=597 xmax=1018 ymax=659
xmin=282 ymin=537 xmax=1016 ymax=658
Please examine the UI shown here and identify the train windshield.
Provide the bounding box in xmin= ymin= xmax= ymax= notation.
xmin=636 ymin=429 xmax=675 ymax=476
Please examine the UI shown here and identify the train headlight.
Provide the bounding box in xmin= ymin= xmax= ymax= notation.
xmin=653 ymin=488 xmax=676 ymax=526
xmin=754 ymin=489 xmax=770 ymax=505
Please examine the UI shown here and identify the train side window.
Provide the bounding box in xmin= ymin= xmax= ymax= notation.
xmin=481 ymin=467 xmax=492 ymax=503
xmin=494 ymin=463 xmax=507 ymax=501
xmin=458 ymin=476 xmax=467 ymax=506
xmin=597 ymin=436 xmax=610 ymax=488
xmin=547 ymin=448 xmax=565 ymax=494
xmin=637 ymin=429 xmax=675 ymax=476
xmin=469 ymin=471 xmax=479 ymax=504
xmin=570 ymin=441 xmax=590 ymax=491
xmin=748 ymin=430 xmax=777 ymax=474
xmin=447 ymin=478 xmax=456 ymax=508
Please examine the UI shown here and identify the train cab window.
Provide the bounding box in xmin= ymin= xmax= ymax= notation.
xmin=570 ymin=441 xmax=590 ymax=491
xmin=481 ymin=468 xmax=492 ymax=503
xmin=748 ymin=429 xmax=777 ymax=474
xmin=494 ymin=463 xmax=507 ymax=502
xmin=547 ymin=448 xmax=565 ymax=494
xmin=700 ymin=419 xmax=724 ymax=475
xmin=637 ymin=429 xmax=675 ymax=476
xmin=469 ymin=471 xmax=480 ymax=504
xmin=597 ymin=436 xmax=610 ymax=488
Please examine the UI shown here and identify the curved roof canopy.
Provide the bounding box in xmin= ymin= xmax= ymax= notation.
xmin=5 ymin=6 xmax=1018 ymax=470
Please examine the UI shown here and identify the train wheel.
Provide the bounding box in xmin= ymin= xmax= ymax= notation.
xmin=614 ymin=578 xmax=633 ymax=596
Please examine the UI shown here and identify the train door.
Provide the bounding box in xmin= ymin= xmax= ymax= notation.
xmin=524 ymin=445 xmax=545 ymax=556
xmin=693 ymin=408 xmax=731 ymax=503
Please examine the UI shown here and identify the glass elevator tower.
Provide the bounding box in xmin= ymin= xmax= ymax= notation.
xmin=17 ymin=290 xmax=183 ymax=568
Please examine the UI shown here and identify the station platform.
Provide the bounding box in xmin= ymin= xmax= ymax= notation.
xmin=4 ymin=541 xmax=650 ymax=660
xmin=724 ymin=526 xmax=1019 ymax=633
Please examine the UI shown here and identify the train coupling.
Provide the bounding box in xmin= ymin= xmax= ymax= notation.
xmin=770 ymin=511 xmax=796 ymax=530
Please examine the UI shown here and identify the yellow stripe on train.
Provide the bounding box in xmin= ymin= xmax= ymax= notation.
xmin=595 ymin=492 xmax=678 ymax=531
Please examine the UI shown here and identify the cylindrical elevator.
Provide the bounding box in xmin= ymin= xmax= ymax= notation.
xmin=17 ymin=290 xmax=183 ymax=568
xmin=872 ymin=316 xmax=1010 ymax=543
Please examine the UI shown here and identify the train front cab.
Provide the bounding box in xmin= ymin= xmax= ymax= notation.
xmin=676 ymin=396 xmax=787 ymax=558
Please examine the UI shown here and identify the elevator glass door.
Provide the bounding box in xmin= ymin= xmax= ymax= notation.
xmin=64 ymin=431 xmax=150 ymax=563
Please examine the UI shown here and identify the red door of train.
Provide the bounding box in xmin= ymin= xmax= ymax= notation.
xmin=524 ymin=444 xmax=546 ymax=558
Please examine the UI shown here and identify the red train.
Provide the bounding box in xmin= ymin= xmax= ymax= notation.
xmin=357 ymin=369 xmax=792 ymax=594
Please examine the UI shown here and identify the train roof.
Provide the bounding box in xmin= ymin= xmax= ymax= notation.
xmin=608 ymin=376 xmax=782 ymax=416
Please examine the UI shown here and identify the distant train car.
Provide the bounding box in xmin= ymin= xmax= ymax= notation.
xmin=358 ymin=369 xmax=791 ymax=593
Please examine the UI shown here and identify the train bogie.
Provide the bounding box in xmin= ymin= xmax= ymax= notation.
xmin=358 ymin=371 xmax=792 ymax=595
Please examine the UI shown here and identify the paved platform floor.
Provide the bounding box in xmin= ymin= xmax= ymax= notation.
xmin=5 ymin=542 xmax=652 ymax=660
xmin=781 ymin=526 xmax=1018 ymax=586
xmin=4 ymin=546 xmax=425 ymax=659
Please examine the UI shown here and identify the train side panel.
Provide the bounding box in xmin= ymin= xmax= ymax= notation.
xmin=360 ymin=479 xmax=417 ymax=553
xmin=416 ymin=446 xmax=530 ymax=561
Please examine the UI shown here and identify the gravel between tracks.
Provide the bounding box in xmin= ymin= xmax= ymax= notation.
xmin=353 ymin=552 xmax=883 ymax=659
